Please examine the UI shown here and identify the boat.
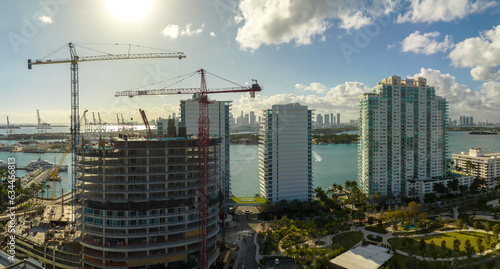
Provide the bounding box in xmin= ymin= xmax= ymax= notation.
xmin=0 ymin=160 xmax=9 ymax=169
xmin=25 ymin=157 xmax=68 ymax=171
xmin=469 ymin=131 xmax=498 ymax=135
xmin=22 ymin=145 xmax=46 ymax=153
xmin=19 ymin=137 xmax=40 ymax=144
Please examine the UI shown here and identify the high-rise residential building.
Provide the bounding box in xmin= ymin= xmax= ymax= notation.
xmin=324 ymin=114 xmax=330 ymax=127
xmin=316 ymin=114 xmax=323 ymax=125
xmin=181 ymin=95 xmax=232 ymax=206
xmin=358 ymin=76 xmax=449 ymax=198
xmin=337 ymin=113 xmax=340 ymax=126
xmin=453 ymin=148 xmax=500 ymax=189
xmin=259 ymin=103 xmax=313 ymax=202
xmin=77 ymin=132 xmax=221 ymax=268
xmin=330 ymin=113 xmax=334 ymax=125
xmin=250 ymin=111 xmax=256 ymax=126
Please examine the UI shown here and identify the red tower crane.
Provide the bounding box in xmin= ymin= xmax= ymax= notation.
xmin=116 ymin=69 xmax=262 ymax=269
xmin=139 ymin=109 xmax=152 ymax=136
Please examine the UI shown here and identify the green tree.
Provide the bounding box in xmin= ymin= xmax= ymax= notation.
xmin=485 ymin=222 xmax=491 ymax=233
xmin=441 ymin=240 xmax=447 ymax=253
xmin=473 ymin=221 xmax=479 ymax=230
xmin=477 ymin=238 xmax=485 ymax=254
xmin=453 ymin=239 xmax=461 ymax=252
xmin=429 ymin=240 xmax=436 ymax=253
xmin=464 ymin=239 xmax=474 ymax=260
xmin=419 ymin=238 xmax=426 ymax=253
xmin=486 ymin=233 xmax=491 ymax=247
xmin=493 ymin=224 xmax=500 ymax=238
xmin=457 ymin=219 xmax=464 ymax=231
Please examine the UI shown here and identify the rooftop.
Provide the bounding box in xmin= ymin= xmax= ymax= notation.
xmin=329 ymin=245 xmax=392 ymax=269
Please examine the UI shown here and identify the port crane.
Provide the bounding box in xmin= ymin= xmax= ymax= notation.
xmin=28 ymin=42 xmax=185 ymax=218
xmin=36 ymin=109 xmax=51 ymax=133
xmin=116 ymin=69 xmax=262 ymax=269
xmin=6 ymin=117 xmax=14 ymax=135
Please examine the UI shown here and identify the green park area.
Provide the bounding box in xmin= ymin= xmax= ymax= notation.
xmin=389 ymin=231 xmax=498 ymax=259
xmin=231 ymin=197 xmax=267 ymax=204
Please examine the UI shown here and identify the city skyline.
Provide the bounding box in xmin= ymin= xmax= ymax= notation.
xmin=2 ymin=1 xmax=500 ymax=123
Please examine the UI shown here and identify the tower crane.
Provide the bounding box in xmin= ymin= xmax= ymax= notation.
xmin=116 ymin=69 xmax=262 ymax=269
xmin=50 ymin=110 xmax=88 ymax=200
xmin=28 ymin=42 xmax=185 ymax=217
xmin=139 ymin=109 xmax=152 ymax=136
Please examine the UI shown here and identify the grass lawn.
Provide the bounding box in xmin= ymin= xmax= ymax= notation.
xmin=365 ymin=225 xmax=388 ymax=234
xmin=231 ymin=197 xmax=267 ymax=204
xmin=389 ymin=231 xmax=498 ymax=258
xmin=332 ymin=231 xmax=362 ymax=249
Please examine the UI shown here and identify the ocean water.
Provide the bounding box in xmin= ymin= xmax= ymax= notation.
xmin=2 ymin=128 xmax=500 ymax=198
xmin=229 ymin=131 xmax=500 ymax=197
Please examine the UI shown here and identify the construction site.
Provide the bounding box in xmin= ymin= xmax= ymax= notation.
xmin=0 ymin=43 xmax=262 ymax=269
xmin=77 ymin=123 xmax=222 ymax=268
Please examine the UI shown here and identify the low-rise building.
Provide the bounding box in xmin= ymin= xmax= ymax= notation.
xmin=453 ymin=148 xmax=500 ymax=189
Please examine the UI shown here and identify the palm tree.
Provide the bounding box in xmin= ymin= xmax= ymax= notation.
xmin=465 ymin=160 xmax=474 ymax=175
xmin=45 ymin=185 xmax=51 ymax=200
xmin=40 ymin=189 xmax=46 ymax=199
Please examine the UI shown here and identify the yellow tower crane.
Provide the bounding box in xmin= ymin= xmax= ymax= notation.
xmin=50 ymin=110 xmax=88 ymax=200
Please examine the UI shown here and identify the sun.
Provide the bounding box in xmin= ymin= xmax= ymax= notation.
xmin=105 ymin=0 xmax=154 ymax=22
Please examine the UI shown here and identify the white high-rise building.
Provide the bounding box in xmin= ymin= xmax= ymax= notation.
xmin=180 ymin=95 xmax=232 ymax=205
xmin=259 ymin=103 xmax=313 ymax=202
xmin=359 ymin=76 xmax=449 ymax=198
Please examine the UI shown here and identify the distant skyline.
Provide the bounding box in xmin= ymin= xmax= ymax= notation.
xmin=2 ymin=0 xmax=500 ymax=124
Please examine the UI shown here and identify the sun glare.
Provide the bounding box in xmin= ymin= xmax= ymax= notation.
xmin=105 ymin=0 xmax=154 ymax=22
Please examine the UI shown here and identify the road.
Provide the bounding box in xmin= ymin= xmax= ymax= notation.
xmin=245 ymin=234 xmax=258 ymax=269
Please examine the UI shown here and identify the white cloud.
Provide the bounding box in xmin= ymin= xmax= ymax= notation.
xmin=320 ymin=36 xmax=326 ymax=42
xmin=295 ymin=82 xmax=328 ymax=93
xmin=181 ymin=23 xmax=204 ymax=36
xmin=448 ymin=25 xmax=500 ymax=81
xmin=396 ymin=0 xmax=497 ymax=23
xmin=161 ymin=23 xmax=204 ymax=39
xmin=210 ymin=32 xmax=216 ymax=37
xmin=401 ymin=31 xmax=454 ymax=55
xmin=387 ymin=42 xmax=398 ymax=49
xmin=234 ymin=15 xmax=244 ymax=24
xmin=234 ymin=0 xmax=398 ymax=50
xmin=233 ymin=81 xmax=370 ymax=120
xmin=409 ymin=68 xmax=500 ymax=120
xmin=38 ymin=15 xmax=53 ymax=24
xmin=161 ymin=24 xmax=179 ymax=39
xmin=339 ymin=10 xmax=373 ymax=30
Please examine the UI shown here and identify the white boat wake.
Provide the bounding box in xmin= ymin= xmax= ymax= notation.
xmin=312 ymin=151 xmax=322 ymax=162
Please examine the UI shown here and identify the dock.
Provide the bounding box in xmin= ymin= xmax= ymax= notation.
xmin=21 ymin=168 xmax=52 ymax=186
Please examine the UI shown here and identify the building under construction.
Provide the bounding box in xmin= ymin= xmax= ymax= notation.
xmin=76 ymin=124 xmax=221 ymax=268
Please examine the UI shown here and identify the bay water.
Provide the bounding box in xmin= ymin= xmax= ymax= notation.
xmin=2 ymin=127 xmax=500 ymax=198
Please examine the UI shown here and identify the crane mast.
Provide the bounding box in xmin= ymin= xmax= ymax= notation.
xmin=28 ymin=42 xmax=186 ymax=225
xmin=116 ymin=69 xmax=262 ymax=269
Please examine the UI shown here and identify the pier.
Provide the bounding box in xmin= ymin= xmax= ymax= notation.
xmin=21 ymin=168 xmax=52 ymax=186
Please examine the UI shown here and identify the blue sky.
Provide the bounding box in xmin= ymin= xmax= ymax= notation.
xmin=1 ymin=0 xmax=500 ymax=124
